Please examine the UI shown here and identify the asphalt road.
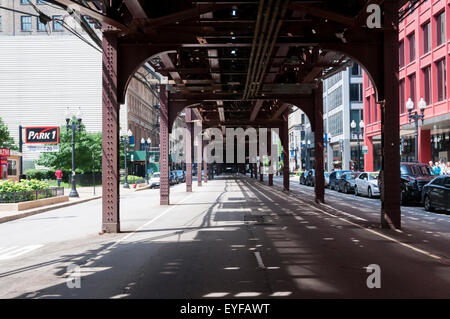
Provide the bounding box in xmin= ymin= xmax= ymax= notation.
xmin=272 ymin=175 xmax=450 ymax=260
xmin=0 ymin=175 xmax=449 ymax=298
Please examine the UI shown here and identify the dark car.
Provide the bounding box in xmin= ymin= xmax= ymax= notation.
xmin=305 ymin=169 xmax=315 ymax=187
xmin=299 ymin=170 xmax=309 ymax=185
xmin=175 ymin=170 xmax=185 ymax=183
xmin=329 ymin=170 xmax=352 ymax=191
xmin=400 ymin=162 xmax=434 ymax=204
xmin=422 ymin=176 xmax=450 ymax=212
xmin=338 ymin=172 xmax=360 ymax=194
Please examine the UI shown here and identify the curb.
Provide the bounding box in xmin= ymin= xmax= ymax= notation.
xmin=0 ymin=195 xmax=102 ymax=224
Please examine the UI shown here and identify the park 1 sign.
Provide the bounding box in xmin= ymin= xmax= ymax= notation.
xmin=25 ymin=127 xmax=59 ymax=144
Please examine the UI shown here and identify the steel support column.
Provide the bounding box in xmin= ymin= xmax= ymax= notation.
xmin=268 ymin=128 xmax=273 ymax=186
xmin=186 ymin=109 xmax=193 ymax=192
xmin=197 ymin=135 xmax=202 ymax=187
xmin=101 ymin=32 xmax=120 ymax=233
xmin=160 ymin=86 xmax=170 ymax=205
xmin=281 ymin=110 xmax=289 ymax=191
xmin=259 ymin=133 xmax=263 ymax=182
xmin=203 ymin=143 xmax=208 ymax=183
xmin=314 ymin=82 xmax=325 ymax=203
xmin=381 ymin=0 xmax=401 ymax=229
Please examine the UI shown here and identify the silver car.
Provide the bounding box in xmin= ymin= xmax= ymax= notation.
xmin=354 ymin=172 xmax=380 ymax=198
xmin=149 ymin=172 xmax=160 ymax=188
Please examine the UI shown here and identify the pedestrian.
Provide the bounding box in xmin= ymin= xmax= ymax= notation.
xmin=446 ymin=162 xmax=450 ymax=175
xmin=434 ymin=162 xmax=441 ymax=175
xmin=55 ymin=169 xmax=63 ymax=187
xmin=439 ymin=160 xmax=446 ymax=175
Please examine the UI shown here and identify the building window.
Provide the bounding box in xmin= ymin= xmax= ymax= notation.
xmin=422 ymin=21 xmax=431 ymax=54
xmin=328 ymin=111 xmax=343 ymax=136
xmin=20 ymin=0 xmax=30 ymax=4
xmin=436 ymin=59 xmax=447 ymax=102
xmin=408 ymin=33 xmax=415 ymax=63
xmin=37 ymin=17 xmax=46 ymax=31
xmin=423 ymin=66 xmax=431 ymax=105
xmin=52 ymin=15 xmax=64 ymax=31
xmin=408 ymin=73 xmax=416 ymax=107
xmin=350 ymin=83 xmax=362 ymax=102
xmin=399 ymin=40 xmax=405 ymax=68
xmin=7 ymin=160 xmax=17 ymax=176
xmin=323 ymin=97 xmax=327 ymax=113
xmin=351 ymin=63 xmax=361 ymax=76
xmin=326 ymin=72 xmax=342 ymax=88
xmin=436 ymin=11 xmax=446 ymax=47
xmin=328 ymin=86 xmax=343 ymax=111
xmin=399 ymin=79 xmax=405 ymax=113
xmin=21 ymin=16 xmax=32 ymax=31
xmin=367 ymin=97 xmax=371 ymax=124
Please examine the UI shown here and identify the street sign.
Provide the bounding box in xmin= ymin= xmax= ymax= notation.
xmin=25 ymin=127 xmax=59 ymax=144
xmin=27 ymin=145 xmax=60 ymax=152
xmin=0 ymin=148 xmax=10 ymax=156
xmin=362 ymin=145 xmax=368 ymax=154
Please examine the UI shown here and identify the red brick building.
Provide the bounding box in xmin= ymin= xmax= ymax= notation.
xmin=363 ymin=0 xmax=450 ymax=171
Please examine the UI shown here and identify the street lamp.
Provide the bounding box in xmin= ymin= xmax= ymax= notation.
xmin=351 ymin=119 xmax=365 ymax=171
xmin=406 ymin=97 xmax=425 ymax=162
xmin=65 ymin=107 xmax=82 ymax=198
xmin=122 ymin=129 xmax=132 ymax=188
xmin=306 ymin=139 xmax=311 ymax=170
xmin=142 ymin=137 xmax=151 ymax=184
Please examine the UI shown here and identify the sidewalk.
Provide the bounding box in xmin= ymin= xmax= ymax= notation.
xmin=0 ymin=184 xmax=142 ymax=224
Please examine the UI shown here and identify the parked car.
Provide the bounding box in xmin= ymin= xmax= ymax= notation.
xmin=422 ymin=176 xmax=450 ymax=212
xmin=149 ymin=172 xmax=160 ymax=188
xmin=299 ymin=170 xmax=309 ymax=185
xmin=400 ymin=162 xmax=434 ymax=204
xmin=175 ymin=170 xmax=185 ymax=183
xmin=324 ymin=172 xmax=330 ymax=188
xmin=338 ymin=172 xmax=360 ymax=194
xmin=305 ymin=169 xmax=315 ymax=187
xmin=354 ymin=172 xmax=380 ymax=198
xmin=329 ymin=170 xmax=352 ymax=191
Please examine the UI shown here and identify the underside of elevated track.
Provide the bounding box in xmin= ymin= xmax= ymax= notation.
xmin=49 ymin=0 xmax=408 ymax=233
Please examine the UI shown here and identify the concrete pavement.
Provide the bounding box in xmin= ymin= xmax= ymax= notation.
xmin=0 ymin=175 xmax=449 ymax=298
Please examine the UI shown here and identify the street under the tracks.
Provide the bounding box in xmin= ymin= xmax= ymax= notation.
xmin=0 ymin=175 xmax=449 ymax=298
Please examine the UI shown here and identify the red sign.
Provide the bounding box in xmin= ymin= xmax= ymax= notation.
xmin=25 ymin=127 xmax=59 ymax=144
xmin=0 ymin=149 xmax=10 ymax=156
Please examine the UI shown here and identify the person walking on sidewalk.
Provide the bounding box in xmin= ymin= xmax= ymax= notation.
xmin=55 ymin=169 xmax=63 ymax=187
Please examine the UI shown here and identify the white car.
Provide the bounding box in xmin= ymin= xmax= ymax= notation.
xmin=149 ymin=172 xmax=160 ymax=188
xmin=354 ymin=172 xmax=380 ymax=198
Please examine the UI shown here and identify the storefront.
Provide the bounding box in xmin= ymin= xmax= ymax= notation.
xmin=0 ymin=149 xmax=21 ymax=182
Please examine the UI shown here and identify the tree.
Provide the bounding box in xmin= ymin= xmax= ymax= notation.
xmin=36 ymin=123 xmax=103 ymax=173
xmin=0 ymin=117 xmax=18 ymax=150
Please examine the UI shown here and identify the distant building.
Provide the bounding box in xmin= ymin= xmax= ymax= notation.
xmin=363 ymin=0 xmax=450 ymax=170
xmin=0 ymin=1 xmax=161 ymax=174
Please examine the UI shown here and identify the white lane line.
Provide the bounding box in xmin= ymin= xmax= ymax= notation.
xmin=254 ymin=251 xmax=266 ymax=269
xmin=0 ymin=245 xmax=43 ymax=261
xmin=250 ymin=179 xmax=443 ymax=261
xmin=83 ymin=192 xmax=196 ymax=267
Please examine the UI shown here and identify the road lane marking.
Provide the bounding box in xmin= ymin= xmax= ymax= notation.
xmin=247 ymin=178 xmax=443 ymax=261
xmin=0 ymin=245 xmax=43 ymax=261
xmin=254 ymin=251 xmax=266 ymax=269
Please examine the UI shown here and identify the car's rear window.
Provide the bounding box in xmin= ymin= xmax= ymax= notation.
xmin=404 ymin=165 xmax=432 ymax=177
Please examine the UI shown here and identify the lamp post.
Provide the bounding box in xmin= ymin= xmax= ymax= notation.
xmin=142 ymin=137 xmax=151 ymax=184
xmin=122 ymin=129 xmax=132 ymax=188
xmin=406 ymin=97 xmax=425 ymax=162
xmin=65 ymin=107 xmax=82 ymax=198
xmin=351 ymin=119 xmax=365 ymax=171
xmin=306 ymin=139 xmax=311 ymax=170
